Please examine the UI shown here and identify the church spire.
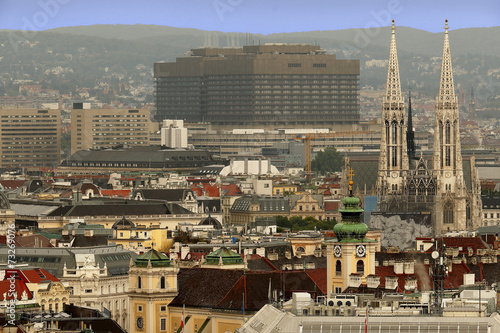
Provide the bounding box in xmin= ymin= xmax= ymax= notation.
xmin=384 ymin=20 xmax=404 ymax=105
xmin=437 ymin=20 xmax=457 ymax=106
xmin=377 ymin=20 xmax=408 ymax=196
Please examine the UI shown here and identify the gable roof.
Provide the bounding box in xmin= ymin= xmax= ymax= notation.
xmin=170 ymin=268 xmax=324 ymax=312
xmin=136 ymin=188 xmax=194 ymax=201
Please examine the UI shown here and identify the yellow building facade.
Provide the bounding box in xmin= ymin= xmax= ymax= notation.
xmin=127 ymin=249 xmax=178 ymax=333
xmin=326 ymin=174 xmax=379 ymax=294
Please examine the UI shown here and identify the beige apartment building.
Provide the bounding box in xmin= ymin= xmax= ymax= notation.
xmin=0 ymin=108 xmax=61 ymax=168
xmin=71 ymin=106 xmax=155 ymax=154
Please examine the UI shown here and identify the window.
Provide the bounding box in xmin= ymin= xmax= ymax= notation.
xmin=160 ymin=276 xmax=166 ymax=289
xmin=160 ymin=306 xmax=167 ymax=312
xmin=356 ymin=260 xmax=364 ymax=274
xmin=335 ymin=260 xmax=342 ymax=276
xmin=138 ymin=305 xmax=143 ymax=312
xmin=161 ymin=318 xmax=167 ymax=331
xmin=288 ymin=63 xmax=302 ymax=68
xmin=420 ymin=245 xmax=424 ymax=251
xmin=443 ymin=201 xmax=454 ymax=224
xmin=137 ymin=276 xmax=142 ymax=289
xmin=85 ymin=289 xmax=92 ymax=293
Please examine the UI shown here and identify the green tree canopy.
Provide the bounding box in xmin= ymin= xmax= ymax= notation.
xmin=311 ymin=147 xmax=344 ymax=175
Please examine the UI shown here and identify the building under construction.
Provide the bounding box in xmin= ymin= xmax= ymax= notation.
xmin=154 ymin=44 xmax=360 ymax=129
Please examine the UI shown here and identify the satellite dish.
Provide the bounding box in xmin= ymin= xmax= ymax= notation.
xmin=431 ymin=251 xmax=439 ymax=259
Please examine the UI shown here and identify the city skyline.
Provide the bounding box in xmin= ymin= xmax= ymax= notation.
xmin=0 ymin=0 xmax=499 ymax=34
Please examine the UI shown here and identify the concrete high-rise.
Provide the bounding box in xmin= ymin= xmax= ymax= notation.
xmin=154 ymin=44 xmax=360 ymax=129
xmin=71 ymin=104 xmax=153 ymax=154
xmin=0 ymin=108 xmax=61 ymax=168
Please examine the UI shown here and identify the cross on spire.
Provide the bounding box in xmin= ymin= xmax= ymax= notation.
xmin=348 ymin=168 xmax=355 ymax=194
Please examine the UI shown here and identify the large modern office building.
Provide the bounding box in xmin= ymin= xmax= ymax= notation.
xmin=71 ymin=104 xmax=154 ymax=154
xmin=154 ymin=44 xmax=360 ymax=129
xmin=0 ymin=108 xmax=61 ymax=168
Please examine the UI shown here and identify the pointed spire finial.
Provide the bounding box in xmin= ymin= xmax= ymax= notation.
xmin=445 ymin=19 xmax=449 ymax=33
xmin=348 ymin=168 xmax=355 ymax=195
xmin=392 ymin=19 xmax=395 ymax=33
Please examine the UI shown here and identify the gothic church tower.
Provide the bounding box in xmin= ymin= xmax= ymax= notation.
xmin=432 ymin=20 xmax=467 ymax=232
xmin=377 ymin=20 xmax=409 ymax=196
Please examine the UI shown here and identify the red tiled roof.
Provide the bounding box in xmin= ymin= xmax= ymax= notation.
xmin=424 ymin=237 xmax=488 ymax=255
xmin=0 ymin=278 xmax=33 ymax=300
xmin=14 ymin=234 xmax=53 ymax=248
xmin=191 ymin=183 xmax=220 ymax=197
xmin=0 ymin=180 xmax=26 ymax=190
xmin=6 ymin=268 xmax=60 ymax=284
xmin=306 ymin=268 xmax=327 ymax=294
xmin=221 ymin=183 xmax=243 ymax=196
xmin=101 ymin=189 xmax=131 ymax=198
xmin=171 ymin=268 xmax=323 ymax=311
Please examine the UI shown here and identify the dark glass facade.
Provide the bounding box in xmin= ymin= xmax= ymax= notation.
xmin=155 ymin=44 xmax=360 ymax=129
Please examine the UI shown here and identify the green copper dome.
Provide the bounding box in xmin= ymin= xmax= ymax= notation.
xmin=334 ymin=176 xmax=368 ymax=241
xmin=134 ymin=249 xmax=171 ymax=267
xmin=205 ymin=246 xmax=243 ymax=265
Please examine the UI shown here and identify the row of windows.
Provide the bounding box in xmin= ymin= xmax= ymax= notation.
xmin=1 ymin=115 xmax=57 ymax=118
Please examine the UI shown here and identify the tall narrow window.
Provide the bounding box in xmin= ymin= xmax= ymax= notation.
xmin=356 ymin=260 xmax=364 ymax=274
xmin=160 ymin=276 xmax=166 ymax=289
xmin=443 ymin=201 xmax=454 ymax=224
xmin=137 ymin=276 xmax=142 ymax=289
xmin=445 ymin=121 xmax=451 ymax=166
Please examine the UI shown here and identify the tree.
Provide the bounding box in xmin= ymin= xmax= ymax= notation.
xmin=311 ymin=147 xmax=344 ymax=175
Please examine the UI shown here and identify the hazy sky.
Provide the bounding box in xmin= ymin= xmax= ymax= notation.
xmin=0 ymin=0 xmax=499 ymax=34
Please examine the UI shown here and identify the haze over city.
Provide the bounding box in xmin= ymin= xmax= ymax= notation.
xmin=1 ymin=0 xmax=499 ymax=33
xmin=1 ymin=1 xmax=500 ymax=333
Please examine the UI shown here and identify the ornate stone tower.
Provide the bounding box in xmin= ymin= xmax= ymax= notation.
xmin=432 ymin=20 xmax=467 ymax=232
xmin=326 ymin=170 xmax=377 ymax=295
xmin=377 ymin=20 xmax=409 ymax=197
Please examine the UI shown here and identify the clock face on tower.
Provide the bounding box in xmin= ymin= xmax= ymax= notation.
xmin=334 ymin=245 xmax=342 ymax=257
xmin=356 ymin=245 xmax=366 ymax=257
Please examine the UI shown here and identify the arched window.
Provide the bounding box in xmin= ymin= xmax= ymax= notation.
xmin=445 ymin=121 xmax=451 ymax=166
xmin=160 ymin=276 xmax=166 ymax=289
xmin=443 ymin=201 xmax=454 ymax=224
xmin=385 ymin=121 xmax=390 ymax=168
xmin=335 ymin=260 xmax=342 ymax=276
xmin=356 ymin=260 xmax=364 ymax=274
xmin=391 ymin=121 xmax=398 ymax=167
xmin=137 ymin=276 xmax=142 ymax=289
xmin=296 ymin=246 xmax=305 ymax=253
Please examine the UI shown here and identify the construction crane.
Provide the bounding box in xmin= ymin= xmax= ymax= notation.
xmin=293 ymin=131 xmax=375 ymax=174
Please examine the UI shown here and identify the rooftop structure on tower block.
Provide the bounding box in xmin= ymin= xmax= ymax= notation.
xmin=154 ymin=44 xmax=360 ymax=130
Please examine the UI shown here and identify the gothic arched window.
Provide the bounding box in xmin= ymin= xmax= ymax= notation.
xmin=443 ymin=201 xmax=454 ymax=224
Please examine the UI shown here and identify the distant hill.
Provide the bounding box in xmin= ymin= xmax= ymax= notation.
xmin=45 ymin=24 xmax=500 ymax=57
xmin=0 ymin=24 xmax=498 ymax=103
